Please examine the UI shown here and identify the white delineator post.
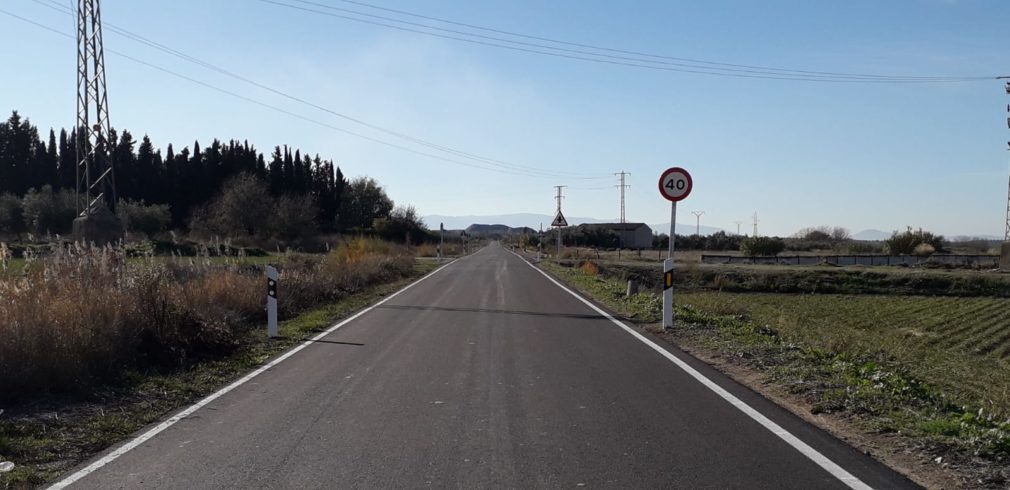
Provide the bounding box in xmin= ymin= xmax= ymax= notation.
xmin=266 ymin=265 xmax=278 ymax=338
xmin=664 ymin=202 xmax=677 ymax=329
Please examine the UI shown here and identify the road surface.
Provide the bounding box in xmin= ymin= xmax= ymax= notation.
xmin=58 ymin=243 xmax=917 ymax=489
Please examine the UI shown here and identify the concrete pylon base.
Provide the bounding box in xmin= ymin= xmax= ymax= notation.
xmin=73 ymin=207 xmax=122 ymax=245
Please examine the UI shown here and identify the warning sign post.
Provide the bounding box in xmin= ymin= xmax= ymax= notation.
xmin=552 ymin=210 xmax=567 ymax=259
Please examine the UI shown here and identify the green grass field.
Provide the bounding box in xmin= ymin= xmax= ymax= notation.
xmin=678 ymin=292 xmax=1010 ymax=416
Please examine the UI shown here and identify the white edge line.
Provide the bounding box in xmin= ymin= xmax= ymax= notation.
xmin=509 ymin=250 xmax=872 ymax=490
xmin=48 ymin=259 xmax=459 ymax=490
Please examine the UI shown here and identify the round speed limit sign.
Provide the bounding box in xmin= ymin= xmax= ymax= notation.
xmin=658 ymin=167 xmax=693 ymax=202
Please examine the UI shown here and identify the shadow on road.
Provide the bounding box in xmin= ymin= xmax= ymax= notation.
xmin=272 ymin=336 xmax=365 ymax=346
xmin=376 ymin=304 xmax=609 ymax=320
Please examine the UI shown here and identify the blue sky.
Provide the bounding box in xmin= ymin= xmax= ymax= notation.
xmin=1 ymin=0 xmax=1007 ymax=236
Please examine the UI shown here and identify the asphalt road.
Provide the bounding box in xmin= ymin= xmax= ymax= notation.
xmin=59 ymin=243 xmax=918 ymax=489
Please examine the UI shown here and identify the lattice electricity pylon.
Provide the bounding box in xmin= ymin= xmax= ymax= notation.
xmin=75 ymin=0 xmax=117 ymax=217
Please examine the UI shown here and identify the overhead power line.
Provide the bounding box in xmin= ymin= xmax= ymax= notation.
xmin=0 ymin=6 xmax=595 ymax=180
xmin=28 ymin=0 xmax=607 ymax=180
xmin=322 ymin=0 xmax=989 ymax=81
xmin=259 ymin=0 xmax=999 ymax=83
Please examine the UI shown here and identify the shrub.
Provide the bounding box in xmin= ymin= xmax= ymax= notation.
xmin=833 ymin=241 xmax=883 ymax=254
xmin=740 ymin=236 xmax=786 ymax=256
xmin=885 ymin=227 xmax=946 ymax=255
xmin=795 ymin=227 xmax=832 ymax=242
xmin=913 ymin=243 xmax=936 ymax=257
xmin=21 ymin=185 xmax=76 ymax=236
xmin=118 ymin=199 xmax=171 ymax=237
xmin=0 ymin=192 xmax=26 ymax=238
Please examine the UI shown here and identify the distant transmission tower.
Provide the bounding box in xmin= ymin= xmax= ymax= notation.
xmin=554 ymin=185 xmax=566 ymax=215
xmin=691 ymin=210 xmax=705 ymax=235
xmin=752 ymin=212 xmax=760 ymax=237
xmin=615 ymin=171 xmax=630 ymax=223
xmin=74 ymin=0 xmax=120 ymax=241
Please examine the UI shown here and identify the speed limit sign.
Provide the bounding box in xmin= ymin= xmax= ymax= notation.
xmin=658 ymin=166 xmax=692 ymax=330
xmin=658 ymin=167 xmax=692 ymax=202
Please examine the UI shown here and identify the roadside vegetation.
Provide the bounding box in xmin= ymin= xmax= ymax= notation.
xmin=0 ymin=110 xmax=462 ymax=487
xmin=0 ymin=239 xmax=438 ymax=488
xmin=0 ymin=238 xmax=414 ymax=400
xmin=537 ymin=259 xmax=1010 ymax=487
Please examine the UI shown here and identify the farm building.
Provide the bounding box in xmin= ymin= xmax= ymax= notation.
xmin=579 ymin=222 xmax=653 ymax=249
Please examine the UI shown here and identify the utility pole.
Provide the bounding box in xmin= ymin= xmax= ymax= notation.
xmin=752 ymin=212 xmax=760 ymax=238
xmin=734 ymin=221 xmax=743 ymax=235
xmin=615 ymin=171 xmax=630 ymax=223
xmin=691 ymin=211 xmax=705 ymax=236
xmin=554 ymin=185 xmax=566 ymax=258
xmin=73 ymin=0 xmax=120 ymax=243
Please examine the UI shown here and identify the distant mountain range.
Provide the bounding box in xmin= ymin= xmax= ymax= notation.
xmin=464 ymin=224 xmax=536 ymax=236
xmin=425 ymin=216 xmax=1001 ymax=241
xmin=851 ymin=229 xmax=890 ymax=241
xmin=424 ymin=213 xmax=609 ymax=231
xmin=424 ymin=213 xmax=726 ymax=236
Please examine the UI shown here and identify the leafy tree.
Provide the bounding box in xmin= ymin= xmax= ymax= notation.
xmin=200 ymin=173 xmax=273 ymax=238
xmin=340 ymin=177 xmax=393 ymax=231
xmin=830 ymin=227 xmax=851 ymax=241
xmin=271 ymin=194 xmax=318 ymax=242
xmin=373 ymin=205 xmax=427 ymax=244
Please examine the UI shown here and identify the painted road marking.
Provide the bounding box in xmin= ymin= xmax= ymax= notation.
xmin=510 ymin=250 xmax=872 ymax=490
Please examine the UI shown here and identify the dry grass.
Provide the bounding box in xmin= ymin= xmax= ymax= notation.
xmin=0 ymin=239 xmax=414 ymax=401
xmin=413 ymin=242 xmax=464 ymax=258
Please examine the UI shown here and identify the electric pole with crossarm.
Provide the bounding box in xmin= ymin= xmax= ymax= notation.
xmin=615 ymin=171 xmax=630 ymax=223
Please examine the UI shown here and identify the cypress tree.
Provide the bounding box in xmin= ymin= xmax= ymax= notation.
xmin=268 ymin=146 xmax=283 ymax=195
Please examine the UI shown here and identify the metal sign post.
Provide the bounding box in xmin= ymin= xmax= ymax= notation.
xmin=265 ymin=265 xmax=279 ymax=338
xmin=658 ymin=167 xmax=693 ymax=329
xmin=439 ymin=222 xmax=444 ymax=261
xmin=551 ymin=211 xmax=568 ymax=259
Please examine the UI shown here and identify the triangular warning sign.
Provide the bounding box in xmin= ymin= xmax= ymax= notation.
xmin=551 ymin=211 xmax=568 ymax=227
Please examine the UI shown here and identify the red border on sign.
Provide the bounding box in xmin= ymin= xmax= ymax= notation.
xmin=658 ymin=167 xmax=693 ymax=202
